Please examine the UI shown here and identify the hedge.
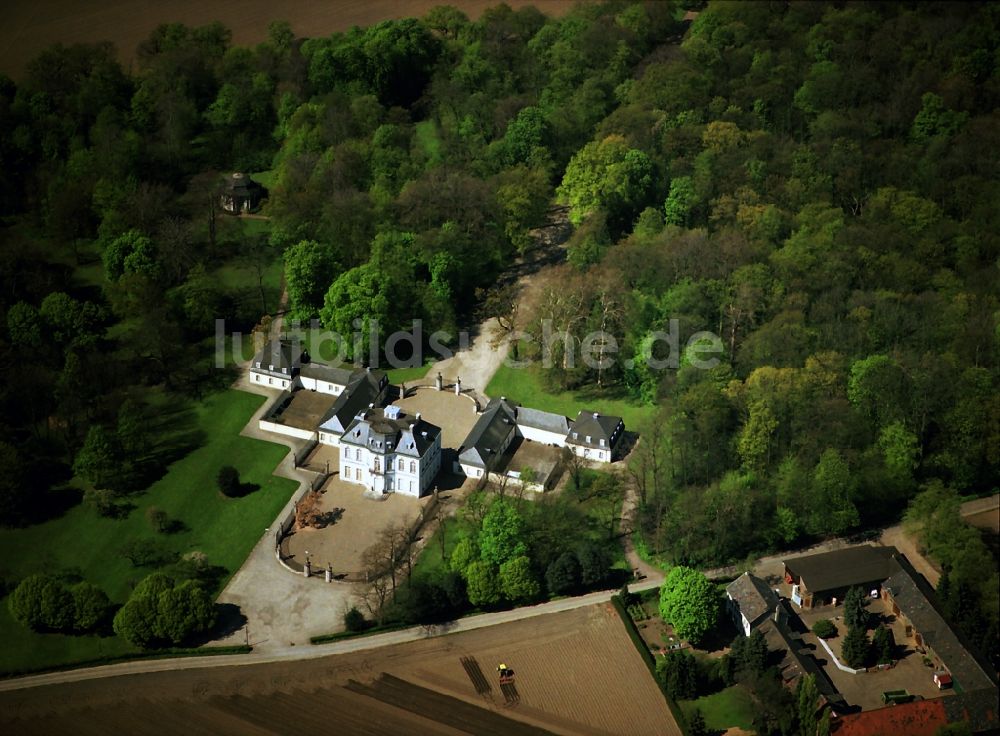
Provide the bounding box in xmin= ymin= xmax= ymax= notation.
xmin=610 ymin=593 xmax=689 ymax=731
xmin=309 ymin=621 xmax=412 ymax=645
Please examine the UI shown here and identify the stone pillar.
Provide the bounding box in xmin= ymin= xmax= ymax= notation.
xmin=455 ymin=375 xmax=462 ymax=396
xmin=435 ymin=372 xmax=443 ymax=391
xmin=325 ymin=564 xmax=332 ymax=583
xmin=303 ymin=558 xmax=311 ymax=578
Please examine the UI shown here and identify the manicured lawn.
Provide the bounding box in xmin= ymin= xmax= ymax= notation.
xmin=679 ymin=685 xmax=757 ymax=732
xmin=0 ymin=390 xmax=298 ymax=675
xmin=486 ymin=362 xmax=654 ymax=428
xmin=386 ymin=361 xmax=432 ymax=384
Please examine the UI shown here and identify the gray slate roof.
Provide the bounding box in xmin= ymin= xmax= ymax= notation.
xmin=566 ymin=410 xmax=624 ymax=449
xmin=252 ymin=338 xmax=302 ymax=377
xmin=458 ymin=398 xmax=517 ymax=469
xmin=318 ymin=368 xmax=388 ymax=435
xmin=726 ymin=572 xmax=779 ymax=626
xmin=341 ymin=408 xmax=441 ymax=459
xmin=515 ymin=407 xmax=570 ymax=435
xmin=300 ymin=362 xmax=355 ymax=386
xmin=883 ymin=557 xmax=997 ymax=692
xmin=783 ymin=545 xmax=899 ymax=593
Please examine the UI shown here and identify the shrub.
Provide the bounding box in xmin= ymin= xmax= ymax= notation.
xmin=499 ymin=556 xmax=540 ymax=603
xmin=10 ymin=575 xmax=110 ymax=633
xmin=146 ymin=506 xmax=168 ymax=533
xmin=576 ymin=541 xmax=610 ymax=587
xmin=113 ymin=573 xmax=217 ymax=648
xmin=344 ymin=607 xmax=367 ymax=632
xmin=546 ymin=551 xmax=580 ymax=595
xmin=71 ymin=582 xmax=111 ymax=631
xmin=657 ymin=649 xmax=698 ymax=699
xmin=465 ymin=560 xmax=502 ymax=607
xmin=812 ymin=618 xmax=837 ymax=639
xmin=217 ymin=465 xmax=240 ymax=497
xmin=8 ymin=574 xmax=52 ymax=630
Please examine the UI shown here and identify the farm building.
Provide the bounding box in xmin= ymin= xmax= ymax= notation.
xmin=221 ymin=172 xmax=266 ymax=214
xmin=881 ymin=557 xmax=997 ymax=693
xmin=783 ymin=545 xmax=899 ymax=609
xmin=726 ymin=571 xmax=779 ymax=636
xmin=456 ymin=397 xmax=519 ymax=479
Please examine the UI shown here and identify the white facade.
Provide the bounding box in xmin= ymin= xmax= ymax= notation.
xmin=340 ymin=437 xmax=442 ymax=497
xmin=250 ymin=371 xmax=294 ymax=391
xmin=298 ymin=375 xmax=345 ymax=394
xmin=516 ymin=424 xmax=567 ymax=445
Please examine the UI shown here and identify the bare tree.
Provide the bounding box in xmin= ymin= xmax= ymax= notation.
xmin=476 ymin=282 xmax=520 ymax=358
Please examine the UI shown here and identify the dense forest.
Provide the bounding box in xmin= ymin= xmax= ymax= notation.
xmin=0 ymin=0 xmax=997 ymax=666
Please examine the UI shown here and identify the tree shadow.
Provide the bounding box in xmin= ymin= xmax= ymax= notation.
xmin=163 ymin=518 xmax=189 ymax=534
xmin=222 ymin=481 xmax=260 ymax=499
xmin=187 ymin=603 xmax=248 ymax=647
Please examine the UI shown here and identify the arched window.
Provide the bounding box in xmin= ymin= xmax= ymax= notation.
xmin=410 ymin=461 xmax=416 ymax=473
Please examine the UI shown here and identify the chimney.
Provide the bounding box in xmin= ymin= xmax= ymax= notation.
xmin=501 ymin=396 xmax=507 ymax=402
xmin=415 ymin=412 xmax=421 ymax=423
xmin=593 ymin=412 xmax=599 ymax=418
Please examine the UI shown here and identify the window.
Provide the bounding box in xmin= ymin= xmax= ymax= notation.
xmin=398 ymin=459 xmax=404 ymax=470
xmin=355 ymin=448 xmax=361 ymax=460
xmin=599 ymin=439 xmax=605 ymax=447
xmin=268 ymin=377 xmax=273 ymax=385
xmin=409 ymin=480 xmax=414 ymax=492
xmin=410 ymin=461 xmax=416 ymax=473
xmin=572 ymin=432 xmax=578 ymax=439
xmin=598 ymin=452 xmax=605 ymax=460
xmin=585 ymin=435 xmax=591 ymax=443
xmin=343 ymin=446 xmax=348 ymax=456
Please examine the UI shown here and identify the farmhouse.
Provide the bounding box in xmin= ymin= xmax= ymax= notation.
xmin=782 ymin=545 xmax=998 ymax=698
xmin=726 ymin=571 xmax=779 ymax=636
xmin=339 ymin=405 xmax=442 ymax=497
xmin=783 ymin=545 xmax=898 ymax=609
xmin=221 ymin=172 xmax=266 ymax=214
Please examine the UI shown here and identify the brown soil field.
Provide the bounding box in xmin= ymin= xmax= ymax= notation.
xmin=0 ymin=603 xmax=680 ymax=736
xmin=0 ymin=0 xmax=576 ymax=80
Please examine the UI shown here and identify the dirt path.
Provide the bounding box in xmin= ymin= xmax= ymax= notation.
xmin=423 ymin=206 xmax=572 ymax=397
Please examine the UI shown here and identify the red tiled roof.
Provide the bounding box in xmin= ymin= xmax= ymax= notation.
xmin=832 ymin=700 xmax=948 ymax=736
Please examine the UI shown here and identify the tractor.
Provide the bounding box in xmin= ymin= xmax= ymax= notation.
xmin=497 ymin=663 xmax=515 ymax=685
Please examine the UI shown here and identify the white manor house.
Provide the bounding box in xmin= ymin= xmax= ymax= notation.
xmin=250 ymin=339 xmax=626 ymax=497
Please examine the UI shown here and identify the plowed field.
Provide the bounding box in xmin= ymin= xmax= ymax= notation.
xmin=0 ymin=604 xmax=680 ymax=736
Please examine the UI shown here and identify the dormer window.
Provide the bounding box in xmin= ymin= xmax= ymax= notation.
xmin=586 ymin=435 xmax=591 ymax=443
xmin=600 ymin=439 xmax=605 ymax=447
xmin=572 ymin=432 xmax=578 ymax=439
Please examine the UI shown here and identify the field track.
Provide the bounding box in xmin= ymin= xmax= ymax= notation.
xmin=0 ymin=0 xmax=576 ymax=80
